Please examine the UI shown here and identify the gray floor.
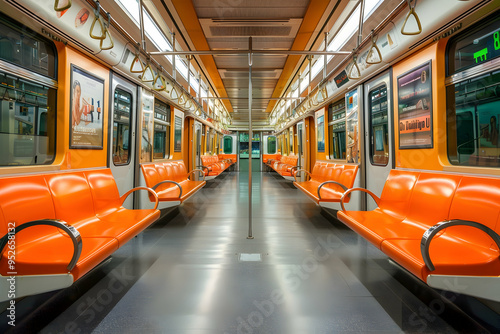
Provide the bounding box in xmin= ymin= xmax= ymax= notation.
xmin=30 ymin=171 xmax=493 ymax=333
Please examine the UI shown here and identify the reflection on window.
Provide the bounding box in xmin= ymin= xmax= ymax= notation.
xmin=328 ymin=100 xmax=346 ymax=159
xmin=267 ymin=136 xmax=277 ymax=154
xmin=0 ymin=15 xmax=56 ymax=78
xmin=153 ymin=99 xmax=170 ymax=159
xmin=0 ymin=72 xmax=56 ymax=166
xmin=113 ymin=89 xmax=132 ymax=165
xmin=174 ymin=115 xmax=182 ymax=152
xmin=447 ymin=71 xmax=500 ymax=167
xmin=369 ymin=86 xmax=389 ymax=165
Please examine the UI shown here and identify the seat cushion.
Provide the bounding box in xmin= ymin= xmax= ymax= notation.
xmin=0 ymin=231 xmax=118 ymax=279
xmin=381 ymin=236 xmax=500 ymax=282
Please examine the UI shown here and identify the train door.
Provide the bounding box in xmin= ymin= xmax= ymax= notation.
xmin=193 ymin=121 xmax=202 ymax=178
xmin=109 ymin=74 xmax=137 ymax=209
xmin=363 ymin=71 xmax=393 ymax=210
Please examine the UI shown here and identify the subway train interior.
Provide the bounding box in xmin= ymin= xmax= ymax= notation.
xmin=1 ymin=0 xmax=500 ymax=332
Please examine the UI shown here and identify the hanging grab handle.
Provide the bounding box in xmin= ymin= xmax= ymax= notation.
xmin=366 ymin=30 xmax=382 ymax=64
xmin=141 ymin=63 xmax=155 ymax=83
xmin=347 ymin=54 xmax=361 ymax=80
xmin=401 ymin=0 xmax=422 ymax=36
xmin=153 ymin=69 xmax=167 ymax=91
xmin=130 ymin=51 xmax=145 ymax=73
xmin=54 ymin=0 xmax=72 ymax=12
xmin=100 ymin=12 xmax=114 ymax=50
xmin=90 ymin=2 xmax=106 ymax=40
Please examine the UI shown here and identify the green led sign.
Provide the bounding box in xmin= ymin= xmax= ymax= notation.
xmin=451 ymin=16 xmax=500 ymax=74
xmin=473 ymin=31 xmax=500 ymax=64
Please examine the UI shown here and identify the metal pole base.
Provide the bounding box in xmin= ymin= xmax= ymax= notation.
xmin=247 ymin=236 xmax=254 ymax=239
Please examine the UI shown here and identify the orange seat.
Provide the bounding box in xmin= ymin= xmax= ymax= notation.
xmin=293 ymin=161 xmax=358 ymax=204
xmin=141 ymin=160 xmax=206 ymax=203
xmin=267 ymin=155 xmax=299 ymax=178
xmin=201 ymin=155 xmax=233 ymax=177
xmin=337 ymin=170 xmax=500 ymax=286
xmin=0 ymin=169 xmax=160 ymax=298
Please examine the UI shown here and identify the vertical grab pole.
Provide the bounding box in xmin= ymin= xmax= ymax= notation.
xmin=138 ymin=0 xmax=146 ymax=51
xmin=247 ymin=37 xmax=254 ymax=239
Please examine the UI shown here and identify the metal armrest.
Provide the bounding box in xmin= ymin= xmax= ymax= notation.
xmin=0 ymin=219 xmax=82 ymax=271
xmin=196 ymin=165 xmax=210 ymax=174
xmin=152 ymin=180 xmax=183 ymax=199
xmin=189 ymin=169 xmax=206 ymax=181
xmin=290 ymin=166 xmax=300 ymax=174
xmin=54 ymin=0 xmax=72 ymax=11
xmin=318 ymin=181 xmax=348 ymax=200
xmin=340 ymin=188 xmax=381 ymax=211
xmin=421 ymin=219 xmax=500 ymax=272
xmin=120 ymin=186 xmax=159 ymax=210
xmin=293 ymin=169 xmax=312 ymax=182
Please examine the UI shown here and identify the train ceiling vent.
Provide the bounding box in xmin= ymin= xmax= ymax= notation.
xmin=5 ymin=0 xmax=94 ymax=55
xmin=200 ymin=18 xmax=302 ymax=50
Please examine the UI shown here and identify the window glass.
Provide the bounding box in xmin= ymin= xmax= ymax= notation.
xmin=113 ymin=89 xmax=132 ymax=165
xmin=369 ymin=85 xmax=389 ymax=165
xmin=153 ymin=99 xmax=170 ymax=159
xmin=328 ymin=100 xmax=346 ymax=159
xmin=447 ymin=71 xmax=500 ymax=167
xmin=223 ymin=135 xmax=233 ymax=154
xmin=174 ymin=115 xmax=182 ymax=152
xmin=0 ymin=15 xmax=56 ymax=78
xmin=267 ymin=136 xmax=277 ymax=154
xmin=0 ymin=72 xmax=56 ymax=166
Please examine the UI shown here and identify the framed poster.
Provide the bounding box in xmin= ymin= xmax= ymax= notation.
xmin=70 ymin=65 xmax=104 ymax=149
xmin=174 ymin=115 xmax=182 ymax=152
xmin=397 ymin=61 xmax=433 ymax=149
xmin=317 ymin=115 xmax=325 ymax=152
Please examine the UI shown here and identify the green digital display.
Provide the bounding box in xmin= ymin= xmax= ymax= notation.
xmin=449 ymin=16 xmax=500 ymax=74
xmin=472 ymin=31 xmax=500 ymax=64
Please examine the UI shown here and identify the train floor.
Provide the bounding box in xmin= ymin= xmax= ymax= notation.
xmin=4 ymin=171 xmax=500 ymax=333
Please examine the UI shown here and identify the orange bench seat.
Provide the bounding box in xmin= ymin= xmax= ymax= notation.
xmin=268 ymin=155 xmax=299 ymax=178
xmin=337 ymin=170 xmax=500 ymax=301
xmin=293 ymin=161 xmax=358 ymax=204
xmin=200 ymin=155 xmax=233 ymax=178
xmin=141 ymin=160 xmax=206 ymax=202
xmin=0 ymin=169 xmax=160 ymax=300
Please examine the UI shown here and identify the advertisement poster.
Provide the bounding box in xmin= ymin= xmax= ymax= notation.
xmin=317 ymin=115 xmax=325 ymax=152
xmin=70 ymin=66 xmax=104 ymax=149
xmin=398 ymin=62 xmax=433 ymax=149
xmin=345 ymin=89 xmax=359 ymax=163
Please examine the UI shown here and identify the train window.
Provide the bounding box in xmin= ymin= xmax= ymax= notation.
xmin=289 ymin=130 xmax=293 ymax=153
xmin=447 ymin=15 xmax=500 ymax=167
xmin=447 ymin=14 xmax=500 ymax=76
xmin=327 ymin=100 xmax=346 ymax=159
xmin=223 ymin=135 xmax=233 ymax=154
xmin=0 ymin=71 xmax=56 ymax=166
xmin=267 ymin=136 xmax=277 ymax=154
xmin=447 ymin=70 xmax=500 ymax=167
xmin=112 ymin=89 xmax=132 ymax=165
xmin=368 ymin=86 xmax=389 ymax=166
xmin=0 ymin=15 xmax=56 ymax=79
xmin=153 ymin=100 xmax=170 ymax=159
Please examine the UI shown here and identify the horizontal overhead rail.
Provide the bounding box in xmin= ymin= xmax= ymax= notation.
xmin=150 ymin=50 xmax=351 ymax=56
xmin=201 ymin=97 xmax=304 ymax=100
